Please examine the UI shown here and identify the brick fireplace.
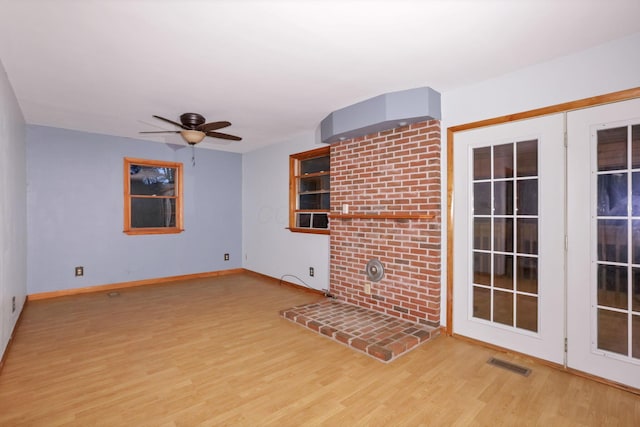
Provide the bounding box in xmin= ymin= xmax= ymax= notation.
xmin=329 ymin=120 xmax=441 ymax=327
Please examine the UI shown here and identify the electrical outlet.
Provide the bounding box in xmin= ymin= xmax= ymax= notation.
xmin=75 ymin=266 xmax=84 ymax=277
xmin=364 ymin=283 xmax=371 ymax=295
xmin=224 ymin=253 xmax=230 ymax=261
xmin=309 ymin=267 xmax=314 ymax=277
xmin=12 ymin=296 xmax=16 ymax=313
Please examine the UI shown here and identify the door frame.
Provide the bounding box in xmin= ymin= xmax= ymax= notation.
xmin=447 ymin=86 xmax=640 ymax=338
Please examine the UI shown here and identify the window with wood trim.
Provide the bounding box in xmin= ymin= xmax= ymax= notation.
xmin=124 ymin=157 xmax=184 ymax=235
xmin=289 ymin=146 xmax=330 ymax=234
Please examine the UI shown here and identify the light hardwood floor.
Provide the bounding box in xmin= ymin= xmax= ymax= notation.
xmin=1 ymin=273 xmax=638 ymax=426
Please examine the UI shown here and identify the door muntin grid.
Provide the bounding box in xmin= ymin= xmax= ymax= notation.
xmin=471 ymin=140 xmax=539 ymax=333
xmin=594 ymin=123 xmax=640 ymax=361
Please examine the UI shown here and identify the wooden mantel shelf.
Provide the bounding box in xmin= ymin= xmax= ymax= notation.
xmin=329 ymin=213 xmax=435 ymax=220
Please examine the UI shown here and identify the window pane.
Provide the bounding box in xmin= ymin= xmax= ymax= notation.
xmin=494 ymin=143 xmax=513 ymax=179
xmin=131 ymin=198 xmax=176 ymax=228
xmin=321 ymin=193 xmax=330 ymax=210
xmin=598 ymin=127 xmax=627 ymax=171
xmin=297 ymin=213 xmax=311 ymax=228
xmin=312 ymin=213 xmax=328 ymax=229
xmin=517 ymin=179 xmax=538 ymax=215
xmin=597 ymin=220 xmax=628 ymax=263
xmin=597 ymin=264 xmax=628 ymax=309
xmin=474 ymin=218 xmax=491 ymax=250
xmin=494 ymin=254 xmax=513 ymax=290
xmin=597 ymin=173 xmax=627 ymax=216
xmin=473 ymin=147 xmax=491 ymax=180
xmin=300 ymin=175 xmax=329 ymax=193
xmin=301 ymin=156 xmax=329 ymax=175
xmin=494 ymin=181 xmax=513 ymax=215
xmin=516 ymin=256 xmax=538 ymax=294
xmin=473 ymin=286 xmax=490 ymax=321
xmin=299 ymin=194 xmax=326 ymax=210
xmin=473 ymin=252 xmax=491 ymax=285
xmin=598 ymin=309 xmax=628 ymax=355
xmin=494 ymin=218 xmax=513 ymax=252
xmin=473 ymin=182 xmax=491 ymax=215
xmin=516 ymin=294 xmax=538 ymax=332
xmin=516 ymin=218 xmax=537 ymax=254
xmin=493 ymin=290 xmax=513 ymax=326
xmin=516 ymin=140 xmax=537 ymax=177
xmin=130 ymin=165 xmax=176 ymax=196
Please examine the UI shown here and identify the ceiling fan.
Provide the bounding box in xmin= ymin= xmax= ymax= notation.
xmin=140 ymin=113 xmax=242 ymax=145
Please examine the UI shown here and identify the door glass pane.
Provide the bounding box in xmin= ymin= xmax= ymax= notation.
xmin=517 ymin=139 xmax=538 ymax=177
xmin=473 ymin=147 xmax=491 ymax=180
xmin=597 ymin=264 xmax=628 ymax=309
xmin=473 ymin=286 xmax=490 ymax=320
xmin=474 ymin=218 xmax=491 ymax=250
xmin=597 ymin=309 xmax=628 ymax=355
xmin=516 ymin=294 xmax=538 ymax=332
xmin=632 ymin=125 xmax=640 ymax=168
xmin=473 ymin=182 xmax=491 ymax=214
xmin=597 ymin=220 xmax=627 ymax=263
xmin=494 ymin=254 xmax=513 ymax=290
xmin=597 ymin=173 xmax=628 ymax=216
xmin=473 ymin=252 xmax=491 ymax=285
xmin=632 ymin=173 xmax=640 ymax=216
xmin=597 ymin=127 xmax=627 ymax=171
xmin=516 ymin=256 xmax=538 ymax=294
xmin=494 ymin=218 xmax=514 ymax=252
xmin=494 ymin=144 xmax=514 ymax=178
xmin=633 ymin=315 xmax=640 ymax=359
xmin=517 ymin=179 xmax=538 ymax=215
xmin=633 ymin=268 xmax=640 ymax=312
xmin=516 ymin=219 xmax=538 ymax=254
xmin=494 ymin=181 xmax=513 ymax=215
xmin=493 ymin=290 xmax=514 ymax=326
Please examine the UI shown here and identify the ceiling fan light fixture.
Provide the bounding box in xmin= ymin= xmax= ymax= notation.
xmin=180 ymin=129 xmax=206 ymax=144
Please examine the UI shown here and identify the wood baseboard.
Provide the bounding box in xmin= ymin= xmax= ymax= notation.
xmin=0 ymin=296 xmax=28 ymax=374
xmin=242 ymin=269 xmax=326 ymax=297
xmin=27 ymin=268 xmax=245 ymax=301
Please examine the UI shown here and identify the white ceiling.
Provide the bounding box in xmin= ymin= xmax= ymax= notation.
xmin=1 ymin=0 xmax=639 ymax=153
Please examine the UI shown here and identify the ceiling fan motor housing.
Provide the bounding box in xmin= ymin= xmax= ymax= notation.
xmin=180 ymin=112 xmax=206 ymax=129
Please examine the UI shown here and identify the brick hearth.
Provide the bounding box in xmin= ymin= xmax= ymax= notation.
xmin=280 ymin=299 xmax=439 ymax=362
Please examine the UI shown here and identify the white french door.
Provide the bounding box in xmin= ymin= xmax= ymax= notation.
xmin=453 ymin=114 xmax=566 ymax=364
xmin=567 ymin=98 xmax=640 ymax=389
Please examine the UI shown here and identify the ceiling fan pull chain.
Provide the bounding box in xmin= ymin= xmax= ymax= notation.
xmin=192 ymin=145 xmax=196 ymax=167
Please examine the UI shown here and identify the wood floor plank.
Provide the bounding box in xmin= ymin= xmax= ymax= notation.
xmin=0 ymin=273 xmax=638 ymax=426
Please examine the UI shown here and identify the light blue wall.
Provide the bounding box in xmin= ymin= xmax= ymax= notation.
xmin=26 ymin=126 xmax=242 ymax=294
xmin=0 ymin=58 xmax=27 ymax=357
xmin=242 ymin=130 xmax=330 ymax=291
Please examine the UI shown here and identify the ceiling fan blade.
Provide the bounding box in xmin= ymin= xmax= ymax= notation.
xmin=199 ymin=121 xmax=232 ymax=132
xmin=139 ymin=130 xmax=180 ymax=134
xmin=206 ymin=131 xmax=242 ymax=141
xmin=153 ymin=115 xmax=188 ymax=129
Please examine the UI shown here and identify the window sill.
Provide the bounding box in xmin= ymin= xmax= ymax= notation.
xmin=287 ymin=227 xmax=330 ymax=235
xmin=124 ymin=228 xmax=184 ymax=235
